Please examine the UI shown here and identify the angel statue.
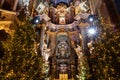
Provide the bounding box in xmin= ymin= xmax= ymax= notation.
xmin=42 ymin=41 xmax=51 ymax=61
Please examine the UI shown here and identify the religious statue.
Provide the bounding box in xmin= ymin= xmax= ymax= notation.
xmin=42 ymin=41 xmax=51 ymax=61
xmin=55 ymin=3 xmax=70 ymax=24
xmin=57 ymin=40 xmax=69 ymax=58
xmin=75 ymin=0 xmax=89 ymax=15
xmin=75 ymin=45 xmax=83 ymax=59
xmin=36 ymin=2 xmax=46 ymax=14
xmin=87 ymin=41 xmax=94 ymax=55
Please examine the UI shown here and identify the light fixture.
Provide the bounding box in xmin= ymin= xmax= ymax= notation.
xmin=31 ymin=16 xmax=40 ymax=24
xmin=35 ymin=19 xmax=39 ymax=23
xmin=88 ymin=28 xmax=96 ymax=35
xmin=88 ymin=15 xmax=94 ymax=22
xmin=89 ymin=17 xmax=94 ymax=22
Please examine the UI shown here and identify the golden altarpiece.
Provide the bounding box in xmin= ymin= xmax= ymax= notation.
xmin=23 ymin=0 xmax=101 ymax=80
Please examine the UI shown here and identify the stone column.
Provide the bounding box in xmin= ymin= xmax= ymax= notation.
xmin=13 ymin=0 xmax=18 ymax=11
xmin=0 ymin=0 xmax=5 ymax=8
xmin=81 ymin=28 xmax=89 ymax=56
xmin=40 ymin=24 xmax=46 ymax=55
xmin=88 ymin=0 xmax=94 ymax=14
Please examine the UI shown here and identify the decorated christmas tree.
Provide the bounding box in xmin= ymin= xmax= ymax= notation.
xmin=88 ymin=18 xmax=120 ymax=80
xmin=0 ymin=18 xmax=44 ymax=79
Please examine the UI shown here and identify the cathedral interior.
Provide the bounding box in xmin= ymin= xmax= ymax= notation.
xmin=0 ymin=0 xmax=120 ymax=80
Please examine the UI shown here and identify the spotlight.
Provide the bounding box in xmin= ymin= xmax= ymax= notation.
xmin=89 ymin=17 xmax=94 ymax=22
xmin=35 ymin=19 xmax=39 ymax=23
xmin=88 ymin=28 xmax=96 ymax=35
xmin=31 ymin=16 xmax=40 ymax=24
xmin=88 ymin=15 xmax=94 ymax=22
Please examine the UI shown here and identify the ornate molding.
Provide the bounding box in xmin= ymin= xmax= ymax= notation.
xmin=0 ymin=21 xmax=12 ymax=24
xmin=0 ymin=9 xmax=17 ymax=15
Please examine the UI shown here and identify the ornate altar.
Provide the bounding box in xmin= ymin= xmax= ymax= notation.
xmin=32 ymin=0 xmax=93 ymax=79
xmin=48 ymin=29 xmax=78 ymax=79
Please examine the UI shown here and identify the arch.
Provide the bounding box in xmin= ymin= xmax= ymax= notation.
xmin=51 ymin=0 xmax=73 ymax=6
xmin=2 ymin=1 xmax=12 ymax=10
